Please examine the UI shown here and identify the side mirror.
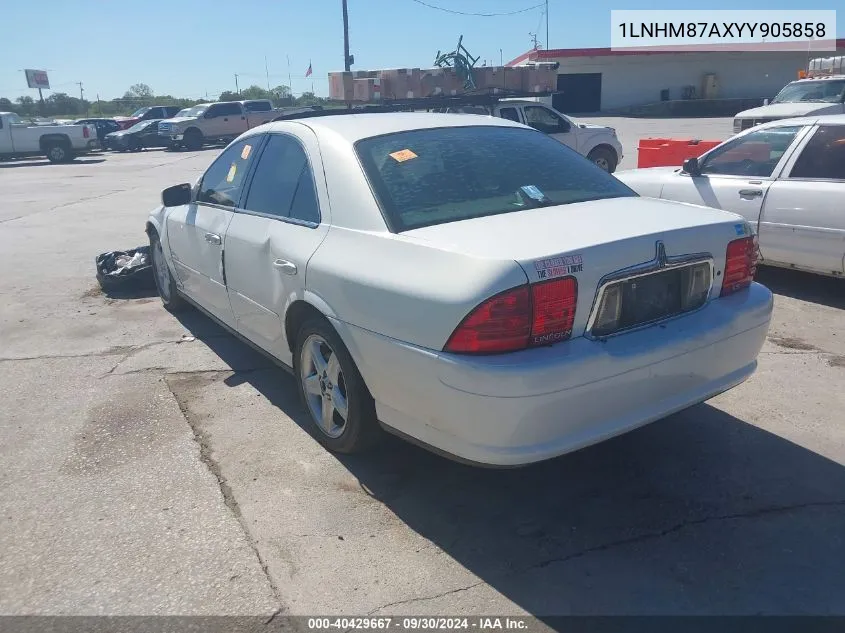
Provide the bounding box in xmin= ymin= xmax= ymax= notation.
xmin=162 ymin=183 xmax=193 ymax=207
xmin=204 ymin=111 xmax=214 ymax=119
xmin=683 ymin=157 xmax=701 ymax=175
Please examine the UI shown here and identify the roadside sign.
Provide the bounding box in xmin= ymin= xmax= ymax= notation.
xmin=24 ymin=69 xmax=50 ymax=90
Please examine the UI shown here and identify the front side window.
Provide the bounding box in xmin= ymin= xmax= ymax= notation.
xmin=131 ymin=107 xmax=150 ymax=118
xmin=211 ymin=102 xmax=242 ymax=117
xmin=356 ymin=125 xmax=637 ymax=232
xmin=523 ymin=106 xmax=569 ymax=134
xmin=789 ymin=125 xmax=845 ymax=180
xmin=196 ymin=138 xmax=258 ymax=207
xmin=243 ymin=134 xmax=320 ymax=224
xmin=499 ymin=107 xmax=520 ymax=122
xmin=699 ymin=126 xmax=802 ymax=177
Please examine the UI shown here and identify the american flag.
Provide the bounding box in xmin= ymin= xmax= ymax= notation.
xmin=305 ymin=62 xmax=312 ymax=77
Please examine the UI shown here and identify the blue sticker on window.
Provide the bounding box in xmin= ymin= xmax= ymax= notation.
xmin=734 ymin=223 xmax=745 ymax=235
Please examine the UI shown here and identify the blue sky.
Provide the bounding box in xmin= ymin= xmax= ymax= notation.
xmin=2 ymin=0 xmax=842 ymax=101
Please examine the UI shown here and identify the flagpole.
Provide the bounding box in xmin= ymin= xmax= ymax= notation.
xmin=310 ymin=59 xmax=314 ymax=94
xmin=287 ymin=55 xmax=292 ymax=98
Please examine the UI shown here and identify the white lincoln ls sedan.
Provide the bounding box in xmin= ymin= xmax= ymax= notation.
xmin=146 ymin=112 xmax=773 ymax=467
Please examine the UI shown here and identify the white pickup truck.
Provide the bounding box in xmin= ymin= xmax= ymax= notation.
xmin=0 ymin=112 xmax=98 ymax=163
xmin=441 ymin=100 xmax=623 ymax=172
xmin=157 ymin=100 xmax=281 ymax=150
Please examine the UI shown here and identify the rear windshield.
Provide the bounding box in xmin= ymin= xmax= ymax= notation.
xmin=244 ymin=100 xmax=272 ymax=112
xmin=355 ymin=125 xmax=636 ymax=232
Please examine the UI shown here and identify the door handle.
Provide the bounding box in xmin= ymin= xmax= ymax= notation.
xmin=273 ymin=259 xmax=298 ymax=275
xmin=204 ymin=232 xmax=222 ymax=245
xmin=739 ymin=189 xmax=763 ymax=197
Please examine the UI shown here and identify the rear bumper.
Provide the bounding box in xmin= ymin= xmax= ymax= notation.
xmin=336 ymin=282 xmax=773 ymax=466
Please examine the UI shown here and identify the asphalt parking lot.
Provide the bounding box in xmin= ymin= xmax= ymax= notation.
xmin=2 ymin=117 xmax=845 ymax=617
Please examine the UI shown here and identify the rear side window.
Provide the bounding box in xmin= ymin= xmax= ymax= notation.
xmin=356 ymin=126 xmax=636 ymax=232
xmin=243 ymin=134 xmax=321 ymax=224
xmin=789 ymin=125 xmax=845 ymax=180
xmin=498 ymin=107 xmax=520 ymax=122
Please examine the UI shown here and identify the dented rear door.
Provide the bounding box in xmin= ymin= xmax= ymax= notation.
xmin=223 ymin=131 xmax=330 ymax=365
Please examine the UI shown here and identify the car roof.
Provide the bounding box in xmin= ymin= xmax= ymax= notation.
xmin=254 ymin=111 xmax=524 ymax=143
xmin=756 ymin=113 xmax=845 ymax=129
xmin=791 ymin=75 xmax=845 ymax=82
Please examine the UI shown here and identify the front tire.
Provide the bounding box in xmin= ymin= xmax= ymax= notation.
xmin=587 ymin=146 xmax=618 ymax=173
xmin=149 ymin=231 xmax=188 ymax=313
xmin=183 ymin=128 xmax=203 ymax=151
xmin=294 ymin=318 xmax=380 ymax=454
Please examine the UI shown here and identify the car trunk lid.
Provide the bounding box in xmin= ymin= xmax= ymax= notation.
xmin=401 ymin=196 xmax=750 ymax=338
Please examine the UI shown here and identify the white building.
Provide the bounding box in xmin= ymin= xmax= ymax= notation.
xmin=506 ymin=39 xmax=845 ymax=113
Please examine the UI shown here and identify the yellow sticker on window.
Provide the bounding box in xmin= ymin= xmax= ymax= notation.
xmin=241 ymin=144 xmax=252 ymax=160
xmin=226 ymin=163 xmax=237 ymax=182
xmin=389 ymin=149 xmax=418 ymax=162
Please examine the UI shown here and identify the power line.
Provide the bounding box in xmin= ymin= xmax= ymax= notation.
xmin=408 ymin=0 xmax=544 ymax=17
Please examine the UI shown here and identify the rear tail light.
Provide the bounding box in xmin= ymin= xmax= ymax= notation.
xmin=444 ymin=277 xmax=578 ymax=354
xmin=83 ymin=126 xmax=90 ymax=138
xmin=721 ymin=236 xmax=758 ymax=297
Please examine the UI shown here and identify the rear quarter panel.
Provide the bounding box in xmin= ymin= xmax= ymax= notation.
xmin=305 ymin=227 xmax=528 ymax=351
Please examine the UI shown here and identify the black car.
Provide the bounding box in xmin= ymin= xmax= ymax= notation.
xmin=103 ymin=119 xmax=169 ymax=151
xmin=75 ymin=118 xmax=121 ymax=146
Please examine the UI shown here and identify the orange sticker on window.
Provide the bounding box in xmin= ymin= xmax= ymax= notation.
xmin=241 ymin=144 xmax=252 ymax=160
xmin=389 ymin=149 xmax=418 ymax=162
xmin=226 ymin=163 xmax=237 ymax=183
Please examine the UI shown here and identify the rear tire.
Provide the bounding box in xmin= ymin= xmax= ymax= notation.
xmin=587 ymin=146 xmax=618 ymax=173
xmin=149 ymin=231 xmax=188 ymax=313
xmin=45 ymin=142 xmax=73 ymax=163
xmin=183 ymin=128 xmax=203 ymax=151
xmin=294 ymin=317 xmax=380 ymax=454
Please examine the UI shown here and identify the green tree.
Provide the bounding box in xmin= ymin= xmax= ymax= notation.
xmin=15 ymin=96 xmax=35 ymax=116
xmin=45 ymin=92 xmax=89 ymax=116
xmin=218 ymin=90 xmax=240 ymax=102
xmin=295 ymin=92 xmax=326 ymax=106
xmin=240 ymin=85 xmax=269 ymax=100
xmin=124 ymin=83 xmax=154 ymax=99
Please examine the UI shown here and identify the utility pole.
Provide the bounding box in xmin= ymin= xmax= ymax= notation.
xmin=342 ymin=0 xmax=351 ymax=71
xmin=500 ymin=48 xmax=503 ymax=66
xmin=287 ymin=55 xmax=293 ymax=99
xmin=546 ymin=0 xmax=549 ymax=50
xmin=265 ymin=56 xmax=271 ymax=93
xmin=76 ymin=81 xmax=86 ymax=115
xmin=234 ymin=73 xmax=240 ymax=95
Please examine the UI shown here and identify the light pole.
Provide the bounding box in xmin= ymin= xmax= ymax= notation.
xmin=545 ymin=0 xmax=549 ymax=49
xmin=342 ymin=0 xmax=352 ymax=71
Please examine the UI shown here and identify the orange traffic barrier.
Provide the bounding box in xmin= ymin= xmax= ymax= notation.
xmin=637 ymin=138 xmax=722 ymax=168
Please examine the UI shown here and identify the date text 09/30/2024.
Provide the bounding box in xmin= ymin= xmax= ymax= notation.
xmin=307 ymin=617 xmax=530 ymax=631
